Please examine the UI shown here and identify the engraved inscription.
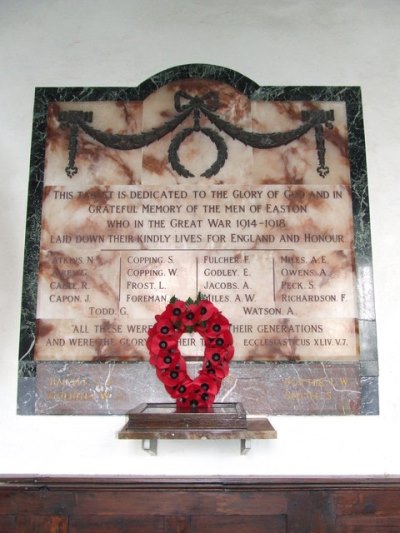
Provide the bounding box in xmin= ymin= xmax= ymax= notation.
xmin=35 ymin=83 xmax=357 ymax=364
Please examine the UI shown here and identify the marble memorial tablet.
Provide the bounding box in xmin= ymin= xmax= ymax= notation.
xmin=18 ymin=64 xmax=378 ymax=415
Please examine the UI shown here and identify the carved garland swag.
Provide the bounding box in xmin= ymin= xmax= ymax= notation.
xmin=59 ymin=90 xmax=335 ymax=179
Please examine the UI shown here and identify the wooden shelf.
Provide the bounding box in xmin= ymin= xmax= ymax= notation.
xmin=118 ymin=402 xmax=277 ymax=455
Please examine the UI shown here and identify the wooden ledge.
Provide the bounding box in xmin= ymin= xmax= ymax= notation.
xmin=118 ymin=402 xmax=277 ymax=454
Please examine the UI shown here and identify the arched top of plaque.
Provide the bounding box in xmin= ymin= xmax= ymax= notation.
xmin=49 ymin=64 xmax=353 ymax=187
xmin=138 ymin=64 xmax=261 ymax=99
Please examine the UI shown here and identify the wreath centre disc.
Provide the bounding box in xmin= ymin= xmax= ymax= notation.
xmin=146 ymin=296 xmax=234 ymax=410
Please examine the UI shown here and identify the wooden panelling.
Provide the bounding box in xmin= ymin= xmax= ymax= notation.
xmin=192 ymin=514 xmax=286 ymax=533
xmin=1 ymin=477 xmax=400 ymax=533
xmin=69 ymin=515 xmax=164 ymax=533
xmin=336 ymin=516 xmax=400 ymax=532
xmin=334 ymin=489 xmax=400 ymax=516
xmin=15 ymin=515 xmax=67 ymax=533
xmin=0 ymin=515 xmax=16 ymax=533
xmin=165 ymin=516 xmax=191 ymax=533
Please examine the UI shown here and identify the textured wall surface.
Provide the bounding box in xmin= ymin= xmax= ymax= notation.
xmin=0 ymin=0 xmax=399 ymax=475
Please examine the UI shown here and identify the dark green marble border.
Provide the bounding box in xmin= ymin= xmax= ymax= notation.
xmin=17 ymin=63 xmax=378 ymax=415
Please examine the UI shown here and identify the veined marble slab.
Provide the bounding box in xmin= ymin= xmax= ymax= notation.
xmin=18 ymin=64 xmax=378 ymax=415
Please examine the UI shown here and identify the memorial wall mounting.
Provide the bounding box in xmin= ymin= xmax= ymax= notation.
xmin=18 ymin=64 xmax=378 ymax=415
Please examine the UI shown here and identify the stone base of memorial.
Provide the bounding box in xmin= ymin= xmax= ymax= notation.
xmin=118 ymin=402 xmax=277 ymax=455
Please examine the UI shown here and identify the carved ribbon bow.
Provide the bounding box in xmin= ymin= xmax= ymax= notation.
xmin=169 ymin=91 xmax=228 ymax=178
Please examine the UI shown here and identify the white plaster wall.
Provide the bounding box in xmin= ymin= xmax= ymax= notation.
xmin=0 ymin=0 xmax=399 ymax=476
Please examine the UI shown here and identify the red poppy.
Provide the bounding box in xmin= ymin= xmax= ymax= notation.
xmin=154 ymin=318 xmax=176 ymax=337
xmin=204 ymin=344 xmax=224 ymax=364
xmin=149 ymin=335 xmax=178 ymax=357
xmin=196 ymin=371 xmax=221 ymax=396
xmin=146 ymin=325 xmax=157 ymax=351
xmin=181 ymin=303 xmax=198 ymax=327
xmin=195 ymin=299 xmax=217 ymax=322
xmin=205 ymin=312 xmax=230 ymax=337
xmin=162 ymin=300 xmax=186 ymax=324
xmin=156 ymin=361 xmax=187 ymax=386
xmin=165 ymin=377 xmax=192 ymax=399
xmin=205 ymin=337 xmax=234 ymax=362
xmin=204 ymin=359 xmax=230 ymax=379
xmin=154 ymin=349 xmax=180 ymax=370
xmin=181 ymin=381 xmax=215 ymax=410
xmin=222 ymin=343 xmax=234 ymax=362
xmin=207 ymin=329 xmax=233 ymax=348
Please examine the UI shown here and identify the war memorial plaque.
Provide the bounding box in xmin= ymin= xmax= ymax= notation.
xmin=18 ymin=65 xmax=378 ymax=415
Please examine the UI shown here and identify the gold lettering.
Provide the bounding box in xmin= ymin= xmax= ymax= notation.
xmin=49 ymin=377 xmax=88 ymax=387
xmin=46 ymin=391 xmax=94 ymax=401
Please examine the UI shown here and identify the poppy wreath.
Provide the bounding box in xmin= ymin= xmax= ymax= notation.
xmin=146 ymin=295 xmax=234 ymax=410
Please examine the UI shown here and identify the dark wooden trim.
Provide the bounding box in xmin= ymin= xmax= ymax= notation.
xmin=2 ymin=475 xmax=400 ymax=489
xmin=1 ymin=476 xmax=400 ymax=532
